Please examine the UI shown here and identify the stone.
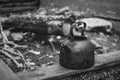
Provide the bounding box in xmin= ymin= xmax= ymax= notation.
xmin=11 ymin=32 xmax=23 ymax=41
xmin=79 ymin=18 xmax=113 ymax=33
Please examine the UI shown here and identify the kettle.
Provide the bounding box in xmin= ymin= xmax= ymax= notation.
xmin=60 ymin=22 xmax=95 ymax=69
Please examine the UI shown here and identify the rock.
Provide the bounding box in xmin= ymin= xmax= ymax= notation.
xmin=72 ymin=11 xmax=82 ymax=17
xmin=56 ymin=36 xmax=61 ymax=39
xmin=62 ymin=23 xmax=71 ymax=36
xmin=48 ymin=55 xmax=54 ymax=58
xmin=55 ymin=6 xmax=70 ymax=15
xmin=48 ymin=15 xmax=65 ymax=20
xmin=79 ymin=18 xmax=113 ymax=33
xmin=11 ymin=32 xmax=23 ymax=41
xmin=28 ymin=49 xmax=41 ymax=55
xmin=47 ymin=21 xmax=62 ymax=26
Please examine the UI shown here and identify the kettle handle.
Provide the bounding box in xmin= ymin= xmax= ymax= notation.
xmin=70 ymin=22 xmax=87 ymax=37
xmin=70 ymin=24 xmax=74 ymax=37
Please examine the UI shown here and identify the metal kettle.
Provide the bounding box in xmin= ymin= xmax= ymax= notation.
xmin=60 ymin=22 xmax=95 ymax=69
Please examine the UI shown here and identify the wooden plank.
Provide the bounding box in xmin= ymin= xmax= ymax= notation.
xmin=92 ymin=15 xmax=120 ymax=22
xmin=17 ymin=51 xmax=120 ymax=80
xmin=0 ymin=59 xmax=21 ymax=80
xmin=0 ymin=2 xmax=36 ymax=8
xmin=0 ymin=6 xmax=36 ymax=13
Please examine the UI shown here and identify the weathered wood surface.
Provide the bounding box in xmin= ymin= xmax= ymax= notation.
xmin=17 ymin=51 xmax=120 ymax=80
xmin=0 ymin=2 xmax=36 ymax=8
xmin=0 ymin=0 xmax=40 ymax=13
xmin=0 ymin=6 xmax=36 ymax=13
xmin=92 ymin=15 xmax=120 ymax=22
xmin=0 ymin=59 xmax=21 ymax=80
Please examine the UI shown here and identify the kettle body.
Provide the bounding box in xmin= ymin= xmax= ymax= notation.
xmin=60 ymin=36 xmax=95 ymax=70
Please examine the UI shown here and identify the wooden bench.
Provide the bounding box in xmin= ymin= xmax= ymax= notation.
xmin=17 ymin=51 xmax=120 ymax=80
